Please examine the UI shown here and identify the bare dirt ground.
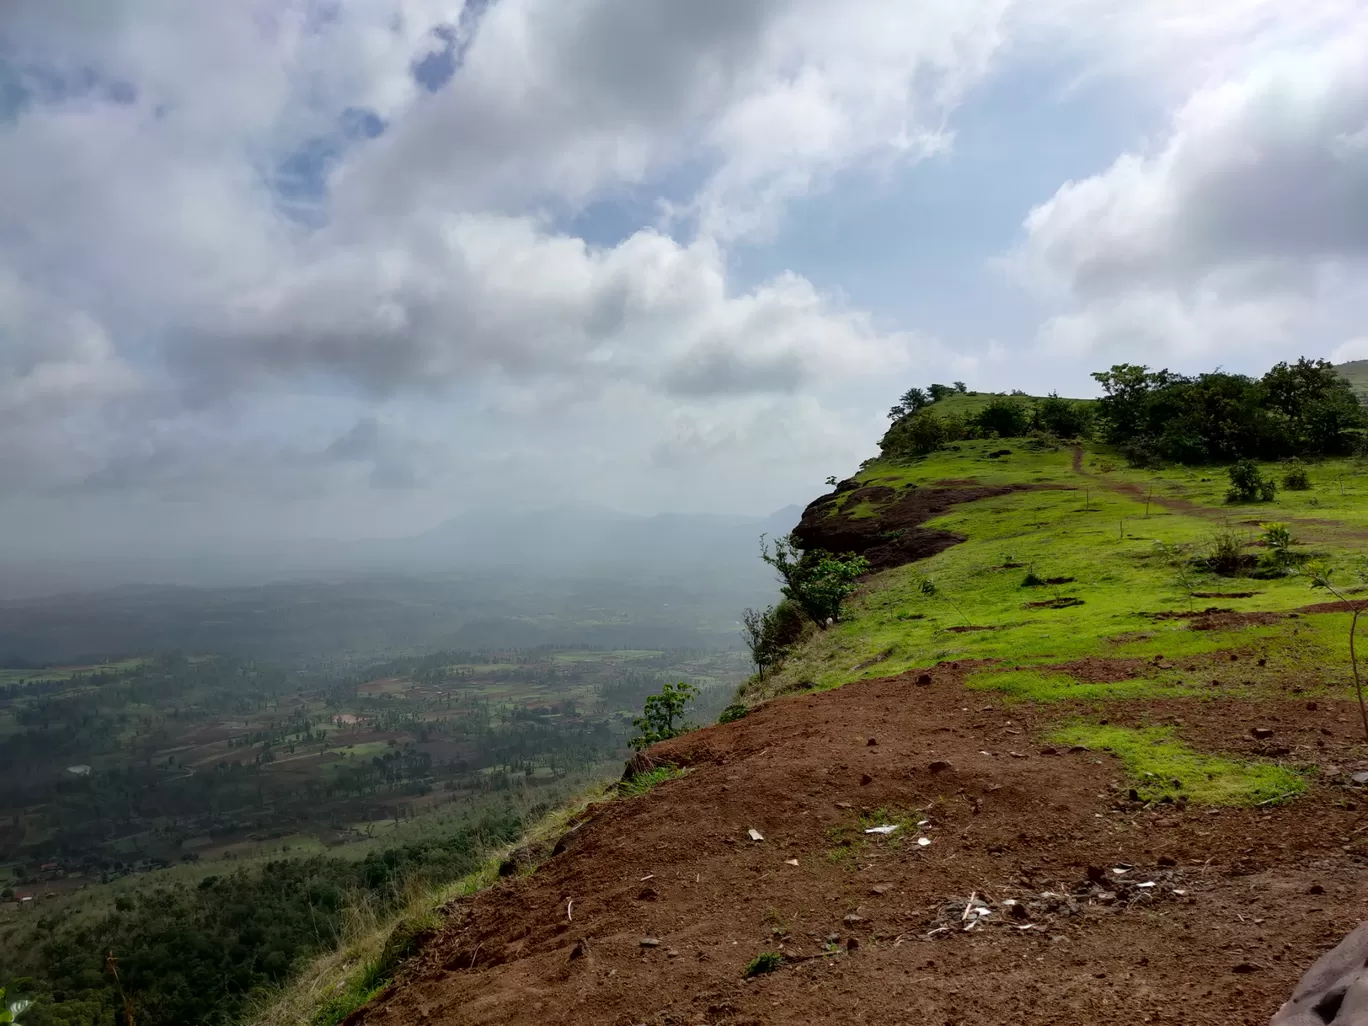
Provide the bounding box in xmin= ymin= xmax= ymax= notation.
xmin=349 ymin=665 xmax=1368 ymax=1026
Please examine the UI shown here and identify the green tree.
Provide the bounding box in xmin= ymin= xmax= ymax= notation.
xmin=760 ymin=534 xmax=870 ymax=628
xmin=1032 ymin=393 xmax=1094 ymax=438
xmin=974 ymin=395 xmax=1030 ymax=438
xmin=629 ymin=681 xmax=699 ymax=750
xmin=927 ymin=383 xmax=955 ymax=402
xmin=1226 ymin=460 xmax=1276 ymax=503
xmin=740 ymin=602 xmax=806 ymax=678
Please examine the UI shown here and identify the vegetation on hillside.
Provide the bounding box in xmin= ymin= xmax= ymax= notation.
xmin=879 ymin=358 xmax=1365 ymax=466
xmin=8 ymin=807 xmax=526 ymax=1026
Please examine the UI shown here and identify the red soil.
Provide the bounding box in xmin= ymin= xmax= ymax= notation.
xmin=348 ymin=666 xmax=1368 ymax=1026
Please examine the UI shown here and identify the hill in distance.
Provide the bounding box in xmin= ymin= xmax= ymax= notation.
xmin=324 ymin=384 xmax=1368 ymax=1026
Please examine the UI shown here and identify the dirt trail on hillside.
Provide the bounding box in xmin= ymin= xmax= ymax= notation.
xmin=1071 ymin=446 xmax=1368 ymax=546
xmin=350 ymin=667 xmax=1368 ymax=1026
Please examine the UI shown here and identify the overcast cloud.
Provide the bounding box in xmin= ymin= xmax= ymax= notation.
xmin=2 ymin=0 xmax=1367 ymax=561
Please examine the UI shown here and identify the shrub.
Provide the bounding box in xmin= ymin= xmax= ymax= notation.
xmin=718 ymin=703 xmax=749 ymax=724
xmin=1258 ymin=522 xmax=1300 ymax=574
xmin=1204 ymin=528 xmax=1247 ymax=576
xmin=740 ymin=602 xmax=807 ymax=678
xmin=743 ymin=952 xmax=784 ymax=978
xmin=1032 ymin=393 xmax=1094 ymax=439
xmin=1020 ymin=568 xmax=1045 ymax=588
xmin=1226 ymin=459 xmax=1276 ymax=503
xmin=761 ymin=535 xmax=869 ymax=628
xmin=974 ymin=396 xmax=1031 ymax=438
xmin=1282 ymin=459 xmax=1311 ymax=490
xmin=629 ymin=681 xmax=699 ymax=750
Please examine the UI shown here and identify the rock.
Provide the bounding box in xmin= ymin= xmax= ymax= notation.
xmin=637 ymin=886 xmax=659 ymax=901
xmin=843 ymin=913 xmax=865 ymax=924
xmin=1097 ymin=892 xmax=1117 ymax=906
xmin=569 ymin=938 xmax=589 ymax=961
xmin=1251 ymin=727 xmax=1276 ymax=740
xmin=1232 ymin=962 xmax=1263 ymax=974
xmin=846 ymin=937 xmax=860 ymax=951
xmin=1038 ymin=746 xmax=1058 ymax=756
xmin=1351 ymin=772 xmax=1368 ymax=786
xmin=639 ymin=937 xmax=661 ymax=948
xmin=1272 ymin=920 xmax=1368 ymax=1025
xmin=1158 ymin=856 xmax=1176 ymax=867
xmin=916 ymin=673 xmax=933 ymax=686
xmin=1308 ymin=884 xmax=1325 ymax=895
xmin=871 ymin=883 xmax=894 ymax=895
xmin=867 ymin=737 xmax=878 ymax=746
xmin=666 ymin=949 xmax=679 ymax=958
xmin=1086 ymin=865 xmax=1107 ymax=885
xmin=860 ymin=773 xmax=873 ymax=786
xmin=928 ymin=760 xmax=955 ymax=775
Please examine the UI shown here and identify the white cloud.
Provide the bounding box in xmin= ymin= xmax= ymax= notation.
xmin=1017 ymin=25 xmax=1368 ymax=366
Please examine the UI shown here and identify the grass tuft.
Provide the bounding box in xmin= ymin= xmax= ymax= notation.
xmin=618 ymin=765 xmax=686 ymax=797
xmin=743 ymin=952 xmax=784 ymax=978
xmin=1048 ymin=723 xmax=1305 ymax=806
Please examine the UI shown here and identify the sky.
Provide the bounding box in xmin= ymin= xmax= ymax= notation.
xmin=3 ymin=0 xmax=1368 ymax=562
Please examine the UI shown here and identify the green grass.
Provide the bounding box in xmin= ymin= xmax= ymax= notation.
xmin=966 ymin=668 xmax=1206 ymax=703
xmin=743 ymin=952 xmax=784 ymax=978
xmin=756 ymin=442 xmax=1368 ymax=698
xmin=618 ymin=765 xmax=686 ymax=797
xmin=1047 ymin=724 xmax=1306 ymax=806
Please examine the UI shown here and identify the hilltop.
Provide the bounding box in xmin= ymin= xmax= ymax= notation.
xmin=328 ymin=366 xmax=1368 ymax=1026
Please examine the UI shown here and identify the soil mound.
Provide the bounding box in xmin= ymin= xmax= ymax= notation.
xmin=348 ymin=669 xmax=1368 ymax=1026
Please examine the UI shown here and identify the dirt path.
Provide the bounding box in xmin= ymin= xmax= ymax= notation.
xmin=351 ymin=666 xmax=1368 ymax=1026
xmin=1071 ymin=446 xmax=1368 ymax=545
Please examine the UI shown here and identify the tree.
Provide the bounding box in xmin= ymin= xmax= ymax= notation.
xmin=760 ymin=534 xmax=870 ymax=628
xmin=1032 ymin=393 xmax=1094 ymax=438
xmin=1227 ymin=460 xmax=1276 ymax=503
xmin=953 ymin=381 xmax=968 ymax=393
xmin=740 ymin=602 xmax=806 ymax=678
xmin=927 ymin=383 xmax=955 ymax=402
xmin=881 ymin=408 xmax=957 ymax=458
xmin=974 ymin=396 xmax=1030 ymax=438
xmin=1303 ymin=562 xmax=1368 ymax=742
xmin=629 ymin=681 xmax=699 ymax=750
xmin=888 ymin=386 xmax=931 ymax=420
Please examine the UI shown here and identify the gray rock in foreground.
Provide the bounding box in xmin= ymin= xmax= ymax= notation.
xmin=1272 ymin=921 xmax=1368 ymax=1025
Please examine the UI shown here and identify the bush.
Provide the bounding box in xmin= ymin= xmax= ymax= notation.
xmin=1282 ymin=459 xmax=1311 ymax=490
xmin=974 ymin=396 xmax=1031 ymax=438
xmin=740 ymin=601 xmax=807 ymax=678
xmin=880 ymin=409 xmax=952 ymax=457
xmin=1226 ymin=459 xmax=1277 ymax=503
xmin=629 ymin=681 xmax=699 ymax=750
xmin=1032 ymin=393 xmax=1094 ymax=439
xmin=718 ymin=703 xmax=749 ymax=724
xmin=1258 ymin=522 xmax=1300 ymax=574
xmin=761 ymin=535 xmax=870 ymax=628
xmin=1204 ymin=529 xmax=1247 ymax=576
xmin=743 ymin=952 xmax=784 ymax=978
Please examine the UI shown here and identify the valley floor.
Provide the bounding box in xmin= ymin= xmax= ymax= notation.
xmin=345 ymin=665 xmax=1367 ymax=1026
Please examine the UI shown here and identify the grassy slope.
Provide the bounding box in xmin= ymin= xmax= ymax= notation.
xmin=745 ymin=438 xmax=1368 ymax=807
xmin=757 ymin=439 xmax=1368 ymax=694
